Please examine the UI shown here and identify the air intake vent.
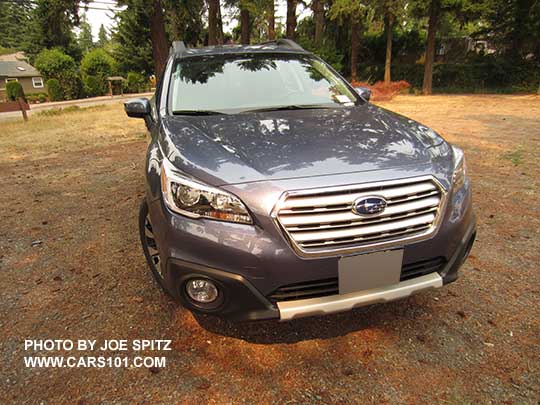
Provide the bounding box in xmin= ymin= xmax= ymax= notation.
xmin=268 ymin=257 xmax=446 ymax=302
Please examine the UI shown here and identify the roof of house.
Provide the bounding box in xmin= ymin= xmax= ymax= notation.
xmin=0 ymin=51 xmax=27 ymax=62
xmin=0 ymin=61 xmax=41 ymax=78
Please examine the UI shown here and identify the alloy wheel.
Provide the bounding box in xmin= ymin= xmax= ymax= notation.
xmin=144 ymin=214 xmax=163 ymax=278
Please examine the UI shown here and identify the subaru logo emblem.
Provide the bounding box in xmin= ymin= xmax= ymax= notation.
xmin=353 ymin=196 xmax=387 ymax=216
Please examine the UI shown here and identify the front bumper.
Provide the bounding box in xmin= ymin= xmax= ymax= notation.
xmin=147 ymin=176 xmax=476 ymax=322
xmin=164 ymin=221 xmax=475 ymax=321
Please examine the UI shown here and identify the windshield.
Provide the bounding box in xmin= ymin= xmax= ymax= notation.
xmin=169 ymin=54 xmax=358 ymax=114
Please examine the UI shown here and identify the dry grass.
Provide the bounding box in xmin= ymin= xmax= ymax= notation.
xmin=0 ymin=104 xmax=146 ymax=164
xmin=0 ymin=95 xmax=539 ymax=403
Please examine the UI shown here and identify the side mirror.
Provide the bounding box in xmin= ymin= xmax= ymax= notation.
xmin=354 ymin=87 xmax=372 ymax=102
xmin=124 ymin=98 xmax=151 ymax=118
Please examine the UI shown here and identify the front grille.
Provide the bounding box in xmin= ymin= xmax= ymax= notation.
xmin=274 ymin=176 xmax=445 ymax=256
xmin=268 ymin=257 xmax=446 ymax=302
xmin=400 ymin=256 xmax=446 ymax=281
xmin=268 ymin=278 xmax=339 ymax=302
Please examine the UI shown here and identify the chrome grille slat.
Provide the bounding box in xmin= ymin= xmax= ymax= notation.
xmin=273 ymin=176 xmax=446 ymax=257
xmin=298 ymin=225 xmax=431 ymax=248
xmin=291 ymin=213 xmax=436 ymax=242
xmin=278 ymin=189 xmax=440 ymax=215
xmin=281 ymin=182 xmax=436 ymax=210
xmin=286 ymin=207 xmax=438 ymax=232
xmin=281 ymin=196 xmax=440 ymax=227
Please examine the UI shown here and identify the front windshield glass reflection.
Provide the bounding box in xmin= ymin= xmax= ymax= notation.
xmin=170 ymin=54 xmax=357 ymax=113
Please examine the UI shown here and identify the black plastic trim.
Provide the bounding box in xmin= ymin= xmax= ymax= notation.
xmin=167 ymin=258 xmax=279 ymax=321
xmin=441 ymin=222 xmax=477 ymax=284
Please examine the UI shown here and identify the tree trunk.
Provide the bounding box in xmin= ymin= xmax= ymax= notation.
xmin=350 ymin=19 xmax=359 ymax=82
xmin=240 ymin=6 xmax=250 ymax=45
xmin=313 ymin=0 xmax=325 ymax=45
xmin=267 ymin=0 xmax=276 ymax=40
xmin=170 ymin=7 xmax=184 ymax=41
xmin=510 ymin=0 xmax=529 ymax=57
xmin=384 ymin=13 xmax=394 ymax=84
xmin=217 ymin=2 xmax=224 ymax=44
xmin=422 ymin=0 xmax=440 ymax=95
xmin=150 ymin=0 xmax=169 ymax=80
xmin=286 ymin=0 xmax=297 ymax=40
xmin=208 ymin=0 xmax=218 ymax=46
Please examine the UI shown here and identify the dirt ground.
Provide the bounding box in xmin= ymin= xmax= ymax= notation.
xmin=0 ymin=95 xmax=539 ymax=403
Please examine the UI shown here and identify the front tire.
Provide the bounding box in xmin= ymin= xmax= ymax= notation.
xmin=139 ymin=199 xmax=169 ymax=293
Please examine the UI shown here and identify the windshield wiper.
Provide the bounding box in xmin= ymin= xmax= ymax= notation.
xmin=172 ymin=110 xmax=226 ymax=116
xmin=241 ymin=104 xmax=336 ymax=113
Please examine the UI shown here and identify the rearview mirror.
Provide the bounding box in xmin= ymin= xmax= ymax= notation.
xmin=354 ymin=87 xmax=372 ymax=102
xmin=124 ymin=98 xmax=151 ymax=118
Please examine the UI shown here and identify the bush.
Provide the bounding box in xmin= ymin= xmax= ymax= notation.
xmin=26 ymin=93 xmax=48 ymax=103
xmin=81 ymin=48 xmax=115 ymax=77
xmin=83 ymin=75 xmax=104 ymax=97
xmin=126 ymin=72 xmax=147 ymax=93
xmin=356 ymin=56 xmax=540 ymax=93
xmin=6 ymin=81 xmax=25 ymax=101
xmin=35 ymin=48 xmax=82 ymax=100
xmin=34 ymin=48 xmax=77 ymax=79
xmin=81 ymin=48 xmax=115 ymax=96
xmin=46 ymin=79 xmax=64 ymax=101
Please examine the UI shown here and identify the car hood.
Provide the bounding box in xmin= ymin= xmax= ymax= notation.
xmin=159 ymin=104 xmax=452 ymax=186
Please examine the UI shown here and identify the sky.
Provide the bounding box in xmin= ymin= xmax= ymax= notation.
xmin=83 ymin=1 xmax=310 ymax=41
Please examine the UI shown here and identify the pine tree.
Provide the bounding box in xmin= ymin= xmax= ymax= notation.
xmin=23 ymin=0 xmax=85 ymax=61
xmin=113 ymin=0 xmax=154 ymax=75
xmin=0 ymin=0 xmax=33 ymax=49
xmin=78 ymin=15 xmax=95 ymax=53
xmin=329 ymin=0 xmax=368 ymax=81
xmin=97 ymin=24 xmax=109 ymax=47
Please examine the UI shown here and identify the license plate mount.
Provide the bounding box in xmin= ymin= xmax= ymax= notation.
xmin=338 ymin=249 xmax=403 ymax=295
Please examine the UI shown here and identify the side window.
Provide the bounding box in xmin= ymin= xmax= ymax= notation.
xmin=32 ymin=77 xmax=44 ymax=88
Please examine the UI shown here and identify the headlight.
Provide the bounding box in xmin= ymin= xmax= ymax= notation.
xmin=452 ymin=145 xmax=467 ymax=189
xmin=160 ymin=159 xmax=252 ymax=224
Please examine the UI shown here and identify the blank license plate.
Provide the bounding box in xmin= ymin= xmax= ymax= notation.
xmin=338 ymin=249 xmax=403 ymax=295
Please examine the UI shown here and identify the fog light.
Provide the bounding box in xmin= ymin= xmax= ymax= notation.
xmin=186 ymin=279 xmax=219 ymax=304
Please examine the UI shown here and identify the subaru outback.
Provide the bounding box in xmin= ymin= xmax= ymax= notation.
xmin=125 ymin=39 xmax=476 ymax=321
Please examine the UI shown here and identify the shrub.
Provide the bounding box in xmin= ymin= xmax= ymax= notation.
xmin=46 ymin=78 xmax=64 ymax=101
xmin=81 ymin=48 xmax=115 ymax=77
xmin=126 ymin=72 xmax=147 ymax=93
xmin=81 ymin=48 xmax=115 ymax=96
xmin=26 ymin=93 xmax=48 ymax=103
xmin=84 ymin=75 xmax=105 ymax=97
xmin=356 ymin=56 xmax=540 ymax=93
xmin=6 ymin=81 xmax=25 ymax=101
xmin=34 ymin=48 xmax=77 ymax=79
xmin=35 ymin=48 xmax=82 ymax=100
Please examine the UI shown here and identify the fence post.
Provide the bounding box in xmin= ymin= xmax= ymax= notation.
xmin=17 ymin=97 xmax=28 ymax=122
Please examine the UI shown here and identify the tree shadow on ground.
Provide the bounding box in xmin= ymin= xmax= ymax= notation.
xmin=192 ymin=294 xmax=436 ymax=344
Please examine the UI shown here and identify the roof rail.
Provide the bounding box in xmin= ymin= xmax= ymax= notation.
xmin=170 ymin=41 xmax=187 ymax=56
xmin=260 ymin=39 xmax=305 ymax=51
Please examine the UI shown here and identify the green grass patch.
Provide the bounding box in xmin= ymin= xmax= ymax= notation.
xmin=36 ymin=104 xmax=107 ymax=117
xmin=503 ymin=149 xmax=525 ymax=165
xmin=0 ymin=47 xmax=18 ymax=56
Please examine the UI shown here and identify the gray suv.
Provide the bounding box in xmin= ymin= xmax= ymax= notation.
xmin=125 ymin=40 xmax=476 ymax=321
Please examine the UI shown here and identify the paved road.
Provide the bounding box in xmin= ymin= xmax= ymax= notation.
xmin=0 ymin=92 xmax=153 ymax=122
